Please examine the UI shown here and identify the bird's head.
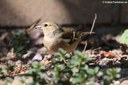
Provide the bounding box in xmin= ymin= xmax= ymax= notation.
xmin=36 ymin=22 xmax=63 ymax=36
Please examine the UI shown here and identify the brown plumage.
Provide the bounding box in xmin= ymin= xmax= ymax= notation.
xmin=36 ymin=22 xmax=90 ymax=54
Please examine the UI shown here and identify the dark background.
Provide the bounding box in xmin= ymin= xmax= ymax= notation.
xmin=0 ymin=0 xmax=128 ymax=35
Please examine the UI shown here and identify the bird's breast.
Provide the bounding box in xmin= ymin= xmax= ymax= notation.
xmin=43 ymin=37 xmax=61 ymax=53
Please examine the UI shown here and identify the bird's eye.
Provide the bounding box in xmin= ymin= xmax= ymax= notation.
xmin=44 ymin=24 xmax=48 ymax=27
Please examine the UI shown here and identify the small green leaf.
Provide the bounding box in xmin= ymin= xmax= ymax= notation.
xmin=71 ymin=67 xmax=79 ymax=74
xmin=68 ymin=57 xmax=81 ymax=68
xmin=120 ymin=29 xmax=128 ymax=45
xmin=86 ymin=68 xmax=95 ymax=75
xmin=70 ymin=73 xmax=86 ymax=84
xmin=54 ymin=64 xmax=65 ymax=76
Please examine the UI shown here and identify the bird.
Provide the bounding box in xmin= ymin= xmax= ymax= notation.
xmin=36 ymin=22 xmax=91 ymax=54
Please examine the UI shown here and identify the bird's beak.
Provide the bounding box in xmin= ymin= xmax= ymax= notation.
xmin=35 ymin=26 xmax=42 ymax=31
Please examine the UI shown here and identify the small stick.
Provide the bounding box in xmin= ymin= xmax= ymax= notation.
xmin=82 ymin=13 xmax=97 ymax=53
xmin=90 ymin=13 xmax=97 ymax=35
xmin=25 ymin=19 xmax=41 ymax=32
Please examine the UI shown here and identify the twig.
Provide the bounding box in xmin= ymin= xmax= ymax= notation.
xmin=90 ymin=13 xmax=97 ymax=35
xmin=82 ymin=13 xmax=97 ymax=53
xmin=25 ymin=19 xmax=42 ymax=32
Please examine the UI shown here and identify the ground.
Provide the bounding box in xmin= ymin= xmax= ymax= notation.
xmin=0 ymin=27 xmax=128 ymax=85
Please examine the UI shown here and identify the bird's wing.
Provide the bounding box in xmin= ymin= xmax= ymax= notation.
xmin=61 ymin=30 xmax=95 ymax=44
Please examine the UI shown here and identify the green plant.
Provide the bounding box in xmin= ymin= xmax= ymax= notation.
xmin=27 ymin=61 xmax=49 ymax=85
xmin=18 ymin=49 xmax=121 ymax=85
xmin=0 ymin=63 xmax=14 ymax=78
xmin=5 ymin=77 xmax=13 ymax=85
xmin=9 ymin=33 xmax=30 ymax=55
xmin=120 ymin=29 xmax=128 ymax=45
xmin=50 ymin=49 xmax=120 ymax=85
xmin=0 ymin=66 xmax=7 ymax=78
xmin=103 ymin=68 xmax=121 ymax=85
